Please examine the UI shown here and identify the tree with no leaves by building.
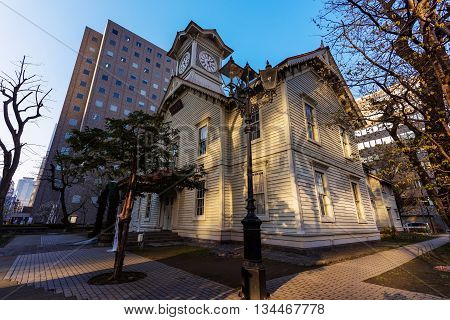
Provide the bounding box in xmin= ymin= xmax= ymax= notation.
xmin=316 ymin=0 xmax=449 ymax=225
xmin=67 ymin=111 xmax=204 ymax=281
xmin=0 ymin=57 xmax=51 ymax=224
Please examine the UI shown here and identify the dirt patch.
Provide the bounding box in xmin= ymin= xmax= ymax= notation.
xmin=131 ymin=245 xmax=314 ymax=288
xmin=88 ymin=271 xmax=147 ymax=285
xmin=365 ymin=243 xmax=450 ymax=298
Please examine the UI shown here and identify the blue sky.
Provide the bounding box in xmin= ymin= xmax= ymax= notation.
xmin=0 ymin=0 xmax=324 ymax=184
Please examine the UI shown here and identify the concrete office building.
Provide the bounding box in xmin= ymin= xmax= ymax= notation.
xmin=32 ymin=20 xmax=176 ymax=224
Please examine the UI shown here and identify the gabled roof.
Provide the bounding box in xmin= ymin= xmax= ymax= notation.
xmin=276 ymin=46 xmax=365 ymax=126
xmin=167 ymin=21 xmax=233 ymax=60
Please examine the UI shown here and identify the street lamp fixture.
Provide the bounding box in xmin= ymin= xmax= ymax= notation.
xmin=220 ymin=57 xmax=277 ymax=300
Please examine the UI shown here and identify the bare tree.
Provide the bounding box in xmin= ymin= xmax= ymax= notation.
xmin=0 ymin=57 xmax=51 ymax=223
xmin=317 ymin=0 xmax=449 ymax=224
xmin=43 ymin=151 xmax=85 ymax=227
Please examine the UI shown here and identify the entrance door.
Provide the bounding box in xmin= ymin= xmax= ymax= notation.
xmin=161 ymin=200 xmax=172 ymax=230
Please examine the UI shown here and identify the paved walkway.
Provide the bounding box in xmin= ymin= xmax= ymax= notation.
xmin=267 ymin=236 xmax=449 ymax=300
xmin=2 ymin=235 xmax=448 ymax=300
xmin=0 ymin=234 xmax=88 ymax=257
xmin=2 ymin=247 xmax=233 ymax=300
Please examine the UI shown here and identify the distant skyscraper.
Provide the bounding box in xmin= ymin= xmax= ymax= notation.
xmin=15 ymin=177 xmax=34 ymax=207
xmin=32 ymin=20 xmax=176 ymax=223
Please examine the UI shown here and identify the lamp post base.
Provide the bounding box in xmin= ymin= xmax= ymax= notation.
xmin=241 ymin=262 xmax=267 ymax=300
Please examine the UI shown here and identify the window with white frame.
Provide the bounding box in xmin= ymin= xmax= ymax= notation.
xmin=351 ymin=181 xmax=365 ymax=221
xmin=250 ymin=110 xmax=261 ymax=141
xmin=198 ymin=125 xmax=207 ymax=156
xmin=339 ymin=127 xmax=351 ymax=158
xmin=305 ymin=103 xmax=318 ymax=141
xmin=195 ymin=180 xmax=206 ymax=216
xmin=314 ymin=170 xmax=333 ymax=219
xmin=252 ymin=171 xmax=266 ymax=217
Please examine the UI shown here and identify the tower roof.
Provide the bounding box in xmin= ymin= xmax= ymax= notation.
xmin=167 ymin=21 xmax=233 ymax=60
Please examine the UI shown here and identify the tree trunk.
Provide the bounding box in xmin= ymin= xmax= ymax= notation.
xmin=0 ymin=183 xmax=9 ymax=225
xmin=0 ymin=170 xmax=15 ymax=225
xmin=112 ymin=171 xmax=137 ymax=280
xmin=92 ymin=186 xmax=109 ymax=236
xmin=59 ymin=189 xmax=69 ymax=227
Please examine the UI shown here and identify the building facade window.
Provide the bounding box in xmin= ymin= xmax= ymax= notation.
xmin=106 ymin=50 xmax=114 ymax=57
xmin=112 ymin=28 xmax=118 ymax=35
xmin=314 ymin=170 xmax=333 ymax=219
xmin=143 ymin=68 xmax=149 ymax=73
xmin=198 ymin=125 xmax=207 ymax=156
xmin=61 ymin=147 xmax=70 ymax=155
xmin=101 ymin=74 xmax=108 ymax=81
xmin=76 ymin=93 xmax=83 ymax=99
xmin=151 ymin=94 xmax=157 ymax=100
xmin=134 ymin=52 xmax=140 ymax=58
xmin=71 ymin=195 xmax=81 ymax=203
xmin=95 ymin=100 xmax=103 ymax=107
xmin=140 ymin=89 xmax=146 ymax=96
xmin=252 ymin=171 xmax=266 ymax=217
xmin=150 ymin=105 xmax=156 ymax=112
xmin=339 ymin=127 xmax=351 ymax=158
xmin=115 ymin=80 xmax=122 ymax=86
xmin=132 ymin=62 xmax=139 ymax=69
xmin=98 ymin=87 xmax=106 ymax=94
xmin=250 ymin=110 xmax=261 ymax=141
xmin=80 ymin=80 xmax=87 ymax=87
xmin=120 ymin=57 xmax=126 ymax=62
xmin=156 ymin=52 xmax=162 ymax=58
xmin=195 ymin=180 xmax=206 ymax=216
xmin=86 ymin=58 xmax=93 ymax=64
xmin=110 ymin=104 xmax=118 ymax=112
xmin=126 ymin=97 xmax=133 ymax=103
xmin=130 ymin=74 xmax=137 ymax=80
xmin=136 ymin=41 xmax=142 ymax=48
xmin=129 ymin=85 xmax=135 ymax=91
xmin=122 ymin=46 xmax=128 ymax=52
xmin=156 ymin=62 xmax=161 ymax=68
xmin=152 ymin=83 xmax=159 ymax=89
xmin=68 ymin=119 xmax=77 ymax=126
xmin=113 ymin=92 xmax=120 ymax=99
xmin=123 ymin=109 xmax=131 ymax=116
xmin=305 ymin=103 xmax=318 ymax=141
xmin=109 ymin=39 xmax=116 ymax=46
xmin=145 ymin=58 xmax=151 ymax=63
xmin=92 ymin=113 xmax=100 ymax=121
xmin=73 ymin=105 xmax=80 ymax=112
xmin=82 ymin=69 xmax=90 ymax=75
xmin=138 ymin=101 xmax=145 ymax=108
xmin=351 ymin=182 xmax=365 ymax=221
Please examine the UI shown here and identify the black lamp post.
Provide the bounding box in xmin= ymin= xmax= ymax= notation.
xmin=220 ymin=57 xmax=277 ymax=300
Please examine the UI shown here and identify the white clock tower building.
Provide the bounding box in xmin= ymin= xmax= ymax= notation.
xmin=167 ymin=21 xmax=233 ymax=94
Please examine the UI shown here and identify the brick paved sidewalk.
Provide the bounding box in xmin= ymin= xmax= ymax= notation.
xmin=266 ymin=236 xmax=449 ymax=300
xmin=3 ymin=248 xmax=233 ymax=300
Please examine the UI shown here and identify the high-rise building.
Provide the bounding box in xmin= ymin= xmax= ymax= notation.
xmin=15 ymin=177 xmax=35 ymax=207
xmin=32 ymin=20 xmax=176 ymax=224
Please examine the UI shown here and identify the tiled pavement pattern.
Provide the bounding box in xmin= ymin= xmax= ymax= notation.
xmin=267 ymin=236 xmax=449 ymax=300
xmin=3 ymin=248 xmax=233 ymax=300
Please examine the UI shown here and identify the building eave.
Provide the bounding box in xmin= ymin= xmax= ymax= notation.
xmin=158 ymin=76 xmax=229 ymax=116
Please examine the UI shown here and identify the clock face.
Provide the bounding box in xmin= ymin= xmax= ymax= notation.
xmin=198 ymin=51 xmax=217 ymax=73
xmin=178 ymin=51 xmax=190 ymax=74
